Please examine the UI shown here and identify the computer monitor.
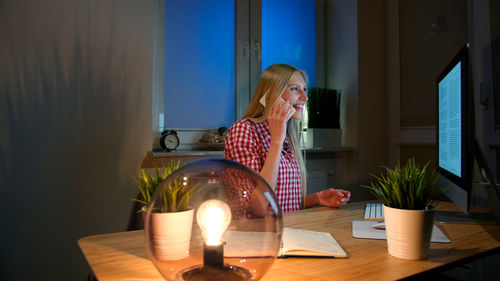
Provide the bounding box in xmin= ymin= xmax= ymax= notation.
xmin=436 ymin=44 xmax=500 ymax=221
xmin=436 ymin=45 xmax=473 ymax=214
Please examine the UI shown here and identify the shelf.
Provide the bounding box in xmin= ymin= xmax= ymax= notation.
xmin=150 ymin=150 xmax=224 ymax=158
xmin=304 ymin=147 xmax=353 ymax=153
xmin=143 ymin=147 xmax=353 ymax=169
xmin=150 ymin=147 xmax=353 ymax=159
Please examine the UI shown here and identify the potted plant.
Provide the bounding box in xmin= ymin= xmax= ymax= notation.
xmin=133 ymin=161 xmax=200 ymax=261
xmin=362 ymin=158 xmax=441 ymax=260
xmin=132 ymin=160 xmax=182 ymax=213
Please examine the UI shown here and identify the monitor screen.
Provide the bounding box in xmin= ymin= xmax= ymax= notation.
xmin=438 ymin=61 xmax=463 ymax=178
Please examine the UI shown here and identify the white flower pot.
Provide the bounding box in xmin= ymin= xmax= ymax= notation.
xmin=383 ymin=205 xmax=436 ymax=260
xmin=151 ymin=208 xmax=194 ymax=261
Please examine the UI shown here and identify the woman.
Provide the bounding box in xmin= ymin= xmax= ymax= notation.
xmin=225 ymin=64 xmax=350 ymax=212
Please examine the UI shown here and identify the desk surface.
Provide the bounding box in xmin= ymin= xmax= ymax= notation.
xmin=78 ymin=201 xmax=500 ymax=281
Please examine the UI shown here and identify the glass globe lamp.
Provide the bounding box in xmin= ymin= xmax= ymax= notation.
xmin=144 ymin=158 xmax=283 ymax=281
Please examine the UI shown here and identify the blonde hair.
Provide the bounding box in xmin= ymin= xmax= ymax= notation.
xmin=242 ymin=64 xmax=308 ymax=208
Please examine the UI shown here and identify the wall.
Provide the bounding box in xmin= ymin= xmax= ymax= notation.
xmin=471 ymin=0 xmax=498 ymax=180
xmin=357 ymin=0 xmax=387 ymax=189
xmin=399 ymin=0 xmax=467 ymax=128
xmin=323 ymin=0 xmax=386 ymax=200
xmin=397 ymin=0 xmax=467 ymax=167
xmin=0 ymin=1 xmax=153 ymax=280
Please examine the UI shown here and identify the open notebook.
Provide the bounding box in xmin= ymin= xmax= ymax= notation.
xmin=223 ymin=227 xmax=348 ymax=258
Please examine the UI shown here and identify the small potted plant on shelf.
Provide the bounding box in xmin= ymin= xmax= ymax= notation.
xmin=362 ymin=158 xmax=441 ymax=260
xmin=132 ymin=160 xmax=182 ymax=213
xmin=133 ymin=161 xmax=199 ymax=261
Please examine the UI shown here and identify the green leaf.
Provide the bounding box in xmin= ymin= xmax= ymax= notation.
xmin=361 ymin=158 xmax=443 ymax=210
xmin=131 ymin=161 xmax=185 ymax=212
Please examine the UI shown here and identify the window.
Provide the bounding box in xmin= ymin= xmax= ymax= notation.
xmin=164 ymin=0 xmax=234 ymax=129
xmin=152 ymin=0 xmax=318 ymax=149
xmin=262 ymin=0 xmax=316 ymax=86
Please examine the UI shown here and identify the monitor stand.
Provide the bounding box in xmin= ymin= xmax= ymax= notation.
xmin=437 ymin=139 xmax=500 ymax=223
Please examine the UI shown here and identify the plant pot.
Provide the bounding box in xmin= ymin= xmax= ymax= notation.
xmin=151 ymin=208 xmax=194 ymax=261
xmin=383 ymin=205 xmax=436 ymax=260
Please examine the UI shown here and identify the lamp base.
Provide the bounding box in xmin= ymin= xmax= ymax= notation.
xmin=178 ymin=265 xmax=252 ymax=281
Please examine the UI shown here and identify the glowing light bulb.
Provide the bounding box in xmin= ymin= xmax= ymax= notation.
xmin=196 ymin=199 xmax=232 ymax=246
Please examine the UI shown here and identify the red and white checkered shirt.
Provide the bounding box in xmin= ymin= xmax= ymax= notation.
xmin=224 ymin=119 xmax=302 ymax=213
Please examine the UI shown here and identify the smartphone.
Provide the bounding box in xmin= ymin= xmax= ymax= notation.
xmin=259 ymin=94 xmax=296 ymax=120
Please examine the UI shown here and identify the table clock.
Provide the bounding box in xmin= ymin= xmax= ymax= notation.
xmin=160 ymin=130 xmax=180 ymax=152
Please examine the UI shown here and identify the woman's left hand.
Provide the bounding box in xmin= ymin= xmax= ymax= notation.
xmin=315 ymin=188 xmax=351 ymax=208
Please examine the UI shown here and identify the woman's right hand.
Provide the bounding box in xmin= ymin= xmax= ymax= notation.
xmin=260 ymin=98 xmax=294 ymax=191
xmin=267 ymin=100 xmax=294 ymax=146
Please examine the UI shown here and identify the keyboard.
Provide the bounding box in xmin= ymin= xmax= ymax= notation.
xmin=364 ymin=203 xmax=384 ymax=220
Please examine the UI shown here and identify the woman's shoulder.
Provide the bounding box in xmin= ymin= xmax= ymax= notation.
xmin=227 ymin=119 xmax=265 ymax=141
xmin=226 ymin=119 xmax=269 ymax=154
xmin=229 ymin=119 xmax=257 ymax=132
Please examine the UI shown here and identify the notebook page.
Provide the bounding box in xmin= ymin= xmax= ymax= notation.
xmin=282 ymin=228 xmax=347 ymax=257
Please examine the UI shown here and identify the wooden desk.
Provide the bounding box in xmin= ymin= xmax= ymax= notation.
xmin=78 ymin=202 xmax=500 ymax=281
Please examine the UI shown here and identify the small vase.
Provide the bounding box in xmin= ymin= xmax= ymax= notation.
xmin=150 ymin=208 xmax=194 ymax=261
xmin=383 ymin=205 xmax=436 ymax=260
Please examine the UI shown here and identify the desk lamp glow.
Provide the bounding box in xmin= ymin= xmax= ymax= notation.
xmin=197 ymin=199 xmax=231 ymax=268
xmin=180 ymin=199 xmax=252 ymax=281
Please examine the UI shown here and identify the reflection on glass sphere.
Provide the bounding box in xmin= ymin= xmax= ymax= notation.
xmin=144 ymin=158 xmax=283 ymax=281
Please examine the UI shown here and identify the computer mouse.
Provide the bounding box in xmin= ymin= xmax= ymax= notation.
xmin=371 ymin=221 xmax=386 ymax=230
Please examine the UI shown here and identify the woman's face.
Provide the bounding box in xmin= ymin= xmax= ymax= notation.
xmin=281 ymin=72 xmax=308 ymax=120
